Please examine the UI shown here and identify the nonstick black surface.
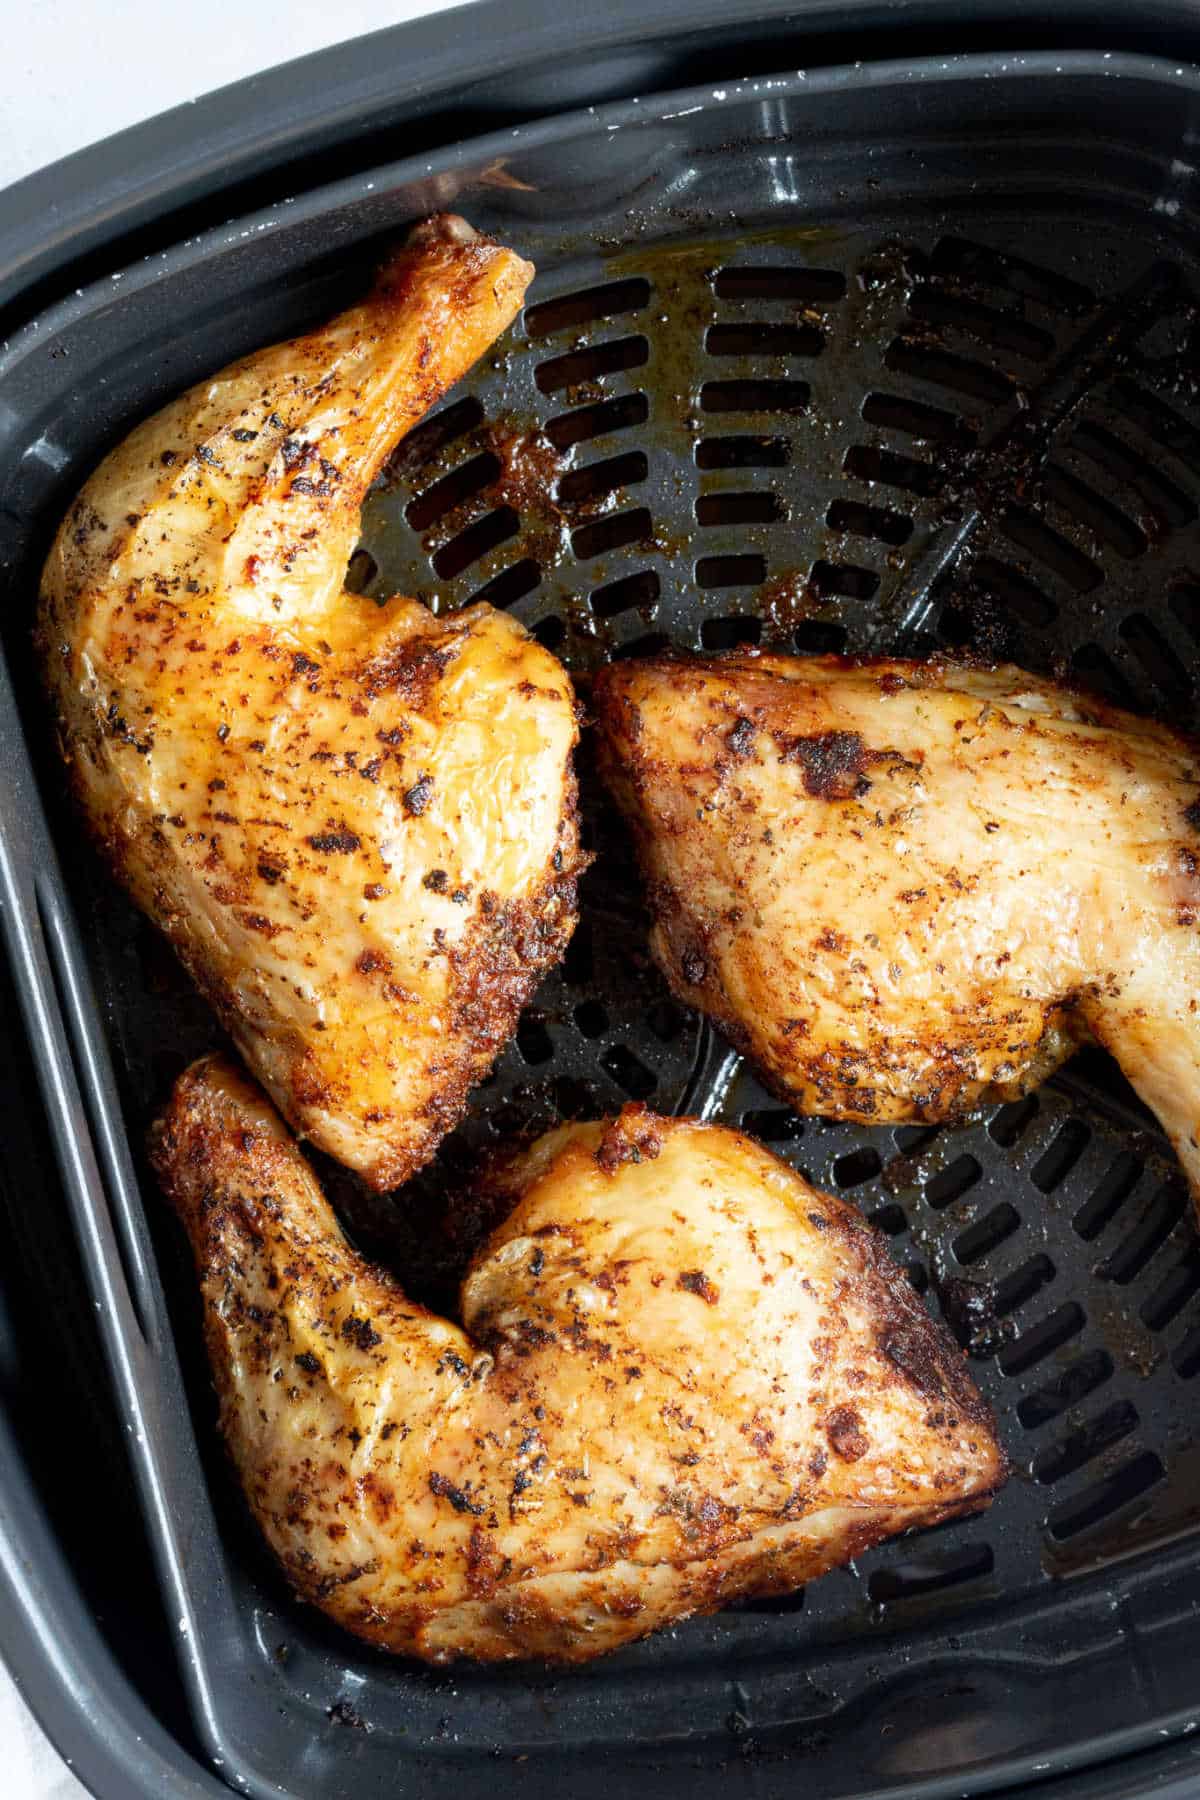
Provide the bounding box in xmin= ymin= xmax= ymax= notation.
xmin=6 ymin=52 xmax=1200 ymax=1800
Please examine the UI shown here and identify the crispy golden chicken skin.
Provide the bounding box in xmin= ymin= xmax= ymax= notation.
xmin=151 ymin=1054 xmax=1005 ymax=1663
xmin=39 ymin=216 xmax=582 ymax=1190
xmin=595 ymin=652 xmax=1200 ymax=1203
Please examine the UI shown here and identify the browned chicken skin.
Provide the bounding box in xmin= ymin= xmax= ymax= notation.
xmin=38 ymin=216 xmax=583 ymax=1190
xmin=152 ymin=1054 xmax=1005 ymax=1662
xmin=595 ymin=651 xmax=1200 ymax=1204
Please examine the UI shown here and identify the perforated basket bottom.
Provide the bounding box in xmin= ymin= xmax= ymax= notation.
xmin=82 ymin=195 xmax=1200 ymax=1787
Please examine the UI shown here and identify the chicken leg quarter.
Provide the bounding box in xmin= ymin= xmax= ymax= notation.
xmin=595 ymin=652 xmax=1200 ymax=1206
xmin=39 ymin=216 xmax=581 ymax=1190
xmin=152 ymin=1054 xmax=1005 ymax=1662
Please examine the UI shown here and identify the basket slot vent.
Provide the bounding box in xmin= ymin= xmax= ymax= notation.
xmin=345 ymin=548 xmax=378 ymax=593
xmin=1073 ymin=1153 xmax=1144 ymax=1241
xmin=571 ymin=508 xmax=653 ymax=560
xmin=383 ymin=395 xmax=484 ymax=476
xmin=558 ymin=450 xmax=649 ymax=506
xmin=741 ymin=1108 xmax=804 ymax=1143
xmin=1169 ymin=582 xmax=1200 ymax=641
xmin=925 ymin=1153 xmax=982 ymax=1210
xmin=563 ymin=917 xmax=593 ymax=986
xmin=730 ymin=1587 xmax=808 ymax=1615
xmin=908 ymin=290 xmax=1055 ymax=361
xmin=1042 ymin=465 xmax=1147 ymax=558
xmin=1033 ymin=1401 xmax=1140 ymax=1485
xmin=1118 ymin=613 xmax=1194 ymax=703
xmin=695 ymin=491 xmax=785 ymax=526
xmin=826 ymin=498 xmax=913 ymax=545
xmin=895 ymin=1123 xmax=942 ymax=1155
xmin=1070 ymin=421 xmax=1196 ymax=527
xmin=405 ymin=451 xmax=502 ymax=532
xmin=867 ymin=1544 xmax=994 ymax=1604
xmin=988 ymin=1094 xmax=1040 ymax=1148
xmin=599 ymin=1044 xmax=657 ymax=1101
xmin=515 ymin=1018 xmax=554 ymax=1066
xmin=1097 ymin=1184 xmax=1188 ymax=1286
xmin=843 ymin=444 xmax=940 ymax=498
xmin=696 ymin=435 xmax=791 ymax=469
xmin=867 ymin=1201 xmax=908 ymax=1236
xmin=999 ymin=1302 xmax=1086 ymax=1375
xmin=953 ymin=1203 xmax=1020 ymax=1266
xmin=536 ymin=338 xmax=647 ymax=397
xmin=545 ymin=392 xmax=649 ymax=449
xmin=1139 ymin=1247 xmax=1200 ymax=1331
xmin=1108 ymin=377 xmax=1200 ymax=475
xmin=928 ymin=236 xmax=1095 ymax=315
xmin=1172 ymin=1325 xmax=1200 ymax=1378
xmin=573 ymin=1000 xmax=608 ymax=1040
xmin=1070 ymin=642 xmax=1138 ymax=708
xmin=993 ymin=1253 xmax=1055 ymax=1316
xmin=700 ymin=379 xmax=809 ymax=415
xmin=465 ymin=557 xmax=541 ymax=611
xmin=885 ymin=340 xmax=1015 ymax=406
xmin=524 ymin=277 xmax=651 ymax=338
xmin=531 ymin=615 xmax=565 ymax=652
xmin=1030 ymin=1120 xmax=1090 ymax=1195
xmin=431 ymin=506 xmax=519 ymax=579
xmin=547 ymin=1075 xmax=599 ymax=1121
xmin=589 ymin=570 xmax=660 ymax=620
xmin=1046 ymin=1451 xmax=1164 ymax=1541
xmin=808 ymin=560 xmax=880 ymax=600
xmin=714 ymin=265 xmax=846 ymax=303
xmin=861 ymin=390 xmax=970 ymax=442
xmin=700 ymin=614 xmax=762 ymax=649
xmin=793 ymin=620 xmax=848 ymax=653
xmin=966 ymin=557 xmax=1057 ymax=628
xmin=997 ymin=507 xmax=1102 ymax=593
xmin=535 ymin=335 xmax=650 ymax=395
xmin=832 ymin=1147 xmax=883 ymax=1189
xmin=705 ymin=321 xmax=823 ymax=358
xmin=695 ymin=553 xmax=767 ymax=588
xmin=1017 ymin=1349 xmax=1114 ymax=1428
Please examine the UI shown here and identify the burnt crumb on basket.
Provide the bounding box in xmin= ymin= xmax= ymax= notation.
xmin=326 ymin=1699 xmax=372 ymax=1731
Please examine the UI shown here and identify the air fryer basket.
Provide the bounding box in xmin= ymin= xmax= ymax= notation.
xmin=5 ymin=47 xmax=1200 ymax=1800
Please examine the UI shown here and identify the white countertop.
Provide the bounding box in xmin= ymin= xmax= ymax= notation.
xmin=0 ymin=0 xmax=457 ymax=192
xmin=0 ymin=7 xmax=452 ymax=1792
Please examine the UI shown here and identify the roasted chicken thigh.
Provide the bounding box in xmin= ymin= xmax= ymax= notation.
xmin=40 ymin=216 xmax=582 ymax=1189
xmin=152 ymin=1054 xmax=1005 ymax=1662
xmin=596 ymin=653 xmax=1200 ymax=1205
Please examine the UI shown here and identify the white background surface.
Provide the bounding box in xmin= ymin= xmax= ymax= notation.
xmin=0 ymin=0 xmax=458 ymax=192
xmin=0 ymin=6 xmax=453 ymax=1793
